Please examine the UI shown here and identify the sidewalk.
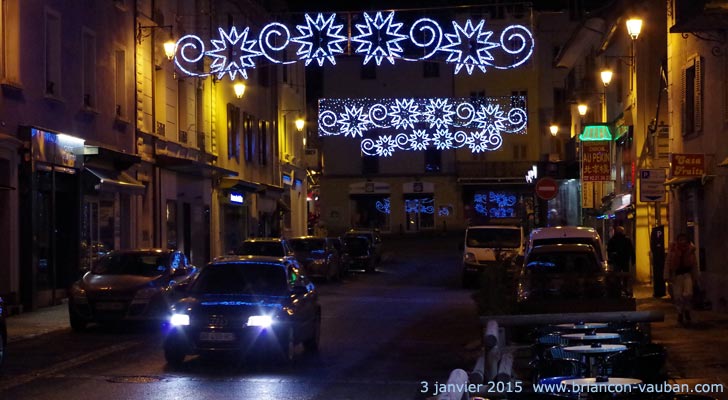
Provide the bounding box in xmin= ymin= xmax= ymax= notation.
xmin=635 ymin=283 xmax=728 ymax=399
xmin=5 ymin=300 xmax=70 ymax=343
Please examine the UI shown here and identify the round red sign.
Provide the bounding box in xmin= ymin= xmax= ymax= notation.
xmin=535 ymin=177 xmax=559 ymax=201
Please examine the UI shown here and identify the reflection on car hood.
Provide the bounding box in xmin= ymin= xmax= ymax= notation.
xmin=82 ymin=274 xmax=161 ymax=292
xmin=518 ymin=273 xmax=628 ymax=301
xmin=177 ymin=293 xmax=289 ymax=311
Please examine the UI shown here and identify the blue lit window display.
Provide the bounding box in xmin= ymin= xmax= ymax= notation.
xmin=474 ymin=192 xmax=517 ymax=218
xmin=318 ymin=96 xmax=527 ymax=156
xmin=404 ymin=196 xmax=435 ymax=230
xmin=174 ymin=11 xmax=534 ymax=79
xmin=352 ymin=195 xmax=390 ymax=231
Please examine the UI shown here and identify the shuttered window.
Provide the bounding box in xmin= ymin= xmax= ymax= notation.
xmin=682 ymin=56 xmax=703 ymax=136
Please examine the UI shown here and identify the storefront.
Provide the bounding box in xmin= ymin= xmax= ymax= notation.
xmin=218 ymin=177 xmax=259 ymax=253
xmin=402 ymin=181 xmax=435 ymax=233
xmin=349 ymin=181 xmax=391 ymax=232
xmin=18 ymin=127 xmax=84 ymax=309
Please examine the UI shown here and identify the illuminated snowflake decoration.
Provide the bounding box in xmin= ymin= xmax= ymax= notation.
xmin=408 ymin=130 xmax=431 ymax=150
xmin=424 ymin=99 xmax=456 ymax=130
xmin=207 ymin=27 xmax=261 ymax=80
xmin=374 ymin=135 xmax=397 ymax=157
xmin=440 ymin=20 xmax=499 ymax=75
xmin=376 ymin=198 xmax=391 ymax=214
xmin=174 ymin=11 xmax=534 ymax=79
xmin=292 ymin=13 xmax=347 ymax=66
xmin=390 ymin=99 xmax=420 ymax=130
xmin=474 ymin=192 xmax=517 ymax=217
xmin=475 ymin=104 xmax=508 ymax=133
xmin=433 ymin=129 xmax=454 ymax=150
xmin=321 ymin=97 xmax=525 ymax=156
xmin=339 ymin=105 xmax=370 ymax=138
xmin=352 ymin=12 xmax=407 ymax=65
xmin=438 ymin=206 xmax=451 ymax=217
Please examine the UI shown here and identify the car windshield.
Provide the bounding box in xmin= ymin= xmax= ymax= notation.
xmin=289 ymin=239 xmax=326 ymax=252
xmin=466 ymin=228 xmax=521 ymax=248
xmin=189 ymin=263 xmax=288 ymax=296
xmin=92 ymin=252 xmax=169 ymax=277
xmin=342 ymin=237 xmax=369 ymax=253
xmin=235 ymin=241 xmax=284 ymax=257
xmin=532 ymin=238 xmax=603 ymax=260
xmin=525 ymin=252 xmax=600 ymax=274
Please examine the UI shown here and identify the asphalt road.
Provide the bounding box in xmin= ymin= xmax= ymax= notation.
xmin=0 ymin=233 xmax=482 ymax=400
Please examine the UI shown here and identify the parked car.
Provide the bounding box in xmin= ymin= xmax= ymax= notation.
xmin=341 ymin=235 xmax=376 ymax=272
xmin=0 ymin=296 xmax=6 ymax=368
xmin=516 ymin=243 xmax=635 ymax=314
xmin=343 ymin=229 xmax=382 ymax=263
xmin=526 ymin=226 xmax=608 ymax=268
xmin=233 ymin=238 xmax=295 ymax=259
xmin=328 ymin=237 xmax=350 ymax=276
xmin=461 ymin=225 xmax=524 ymax=287
xmin=163 ymin=255 xmax=321 ymax=365
xmin=289 ymin=236 xmax=342 ymax=281
xmin=68 ymin=249 xmax=197 ymax=331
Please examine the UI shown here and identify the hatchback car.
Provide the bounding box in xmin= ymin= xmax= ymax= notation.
xmin=0 ymin=296 xmax=6 ymax=368
xmin=289 ymin=236 xmax=342 ymax=281
xmin=343 ymin=229 xmax=382 ymax=263
xmin=163 ymin=256 xmax=321 ymax=365
xmin=516 ymin=244 xmax=635 ymax=314
xmin=341 ymin=235 xmax=375 ymax=272
xmin=526 ymin=226 xmax=607 ymax=268
xmin=68 ymin=249 xmax=197 ymax=331
xmin=234 ymin=238 xmax=295 ymax=259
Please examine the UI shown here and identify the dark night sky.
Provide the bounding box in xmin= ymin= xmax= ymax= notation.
xmin=283 ymin=0 xmax=609 ymax=13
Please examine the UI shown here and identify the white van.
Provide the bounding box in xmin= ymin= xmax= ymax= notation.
xmin=525 ymin=226 xmax=608 ymax=267
xmin=462 ymin=225 xmax=524 ymax=286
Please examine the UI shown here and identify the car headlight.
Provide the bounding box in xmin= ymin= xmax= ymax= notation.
xmin=132 ymin=287 xmax=159 ymax=304
xmin=170 ymin=313 xmax=190 ymax=326
xmin=463 ymin=252 xmax=476 ymax=263
xmin=246 ymin=315 xmax=273 ymax=328
xmin=70 ymin=283 xmax=88 ymax=303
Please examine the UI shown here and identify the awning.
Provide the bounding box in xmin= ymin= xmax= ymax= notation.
xmin=219 ymin=177 xmax=261 ymax=192
xmin=83 ymin=144 xmax=141 ymax=170
xmin=156 ymin=153 xmax=236 ymax=178
xmin=84 ymin=166 xmax=145 ymax=194
xmin=664 ymin=175 xmax=714 ymax=186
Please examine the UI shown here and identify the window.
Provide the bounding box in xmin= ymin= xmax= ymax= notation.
xmin=511 ymin=90 xmax=527 ymax=109
xmin=423 ymin=62 xmax=439 ymax=78
xmin=361 ymin=63 xmax=376 ymax=80
xmin=178 ymin=80 xmax=189 ymax=143
xmin=244 ymin=113 xmax=255 ymax=163
xmin=258 ymin=120 xmax=269 ymax=165
xmin=114 ymin=49 xmax=126 ymax=117
xmin=424 ymin=148 xmax=441 ymax=172
xmin=45 ymin=9 xmax=62 ymax=97
xmin=512 ymin=144 xmax=527 ymax=160
xmin=682 ymin=56 xmax=703 ymax=136
xmin=82 ymin=29 xmax=96 ymax=108
xmin=227 ymin=103 xmax=240 ymax=160
xmin=362 ymin=155 xmax=379 ymax=174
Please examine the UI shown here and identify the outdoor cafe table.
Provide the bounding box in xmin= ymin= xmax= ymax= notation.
xmin=554 ymin=323 xmax=609 ymax=330
xmin=563 ymin=344 xmax=627 ymax=376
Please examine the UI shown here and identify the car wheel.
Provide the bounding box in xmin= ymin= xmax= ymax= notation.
xmin=164 ymin=345 xmax=186 ymax=366
xmin=281 ymin=326 xmax=296 ymax=363
xmin=303 ymin=313 xmax=321 ymax=353
xmin=69 ymin=311 xmax=87 ymax=332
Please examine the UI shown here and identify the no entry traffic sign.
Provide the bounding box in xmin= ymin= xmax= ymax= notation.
xmin=535 ymin=177 xmax=559 ymax=201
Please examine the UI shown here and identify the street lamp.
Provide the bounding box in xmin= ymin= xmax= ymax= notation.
xmin=295 ymin=118 xmax=305 ymax=132
xmin=626 ymin=18 xmax=643 ymax=40
xmin=549 ymin=124 xmax=559 ymax=137
xmin=137 ymin=24 xmax=177 ymax=60
xmin=600 ymin=69 xmax=613 ymax=87
xmin=233 ymin=81 xmax=246 ymax=98
xmin=577 ymin=104 xmax=588 ymax=116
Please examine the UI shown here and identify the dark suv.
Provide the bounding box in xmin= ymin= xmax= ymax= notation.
xmin=233 ymin=238 xmax=295 ymax=259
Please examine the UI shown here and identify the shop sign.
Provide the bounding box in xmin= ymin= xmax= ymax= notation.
xmin=282 ymin=173 xmax=293 ymax=186
xmin=639 ymin=169 xmax=666 ymax=202
xmin=582 ymin=142 xmax=611 ymax=182
xmin=229 ymin=192 xmax=244 ymax=204
xmin=670 ymin=153 xmax=704 ymax=177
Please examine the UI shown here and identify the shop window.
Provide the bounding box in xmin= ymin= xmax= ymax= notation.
xmin=351 ymin=195 xmax=390 ymax=231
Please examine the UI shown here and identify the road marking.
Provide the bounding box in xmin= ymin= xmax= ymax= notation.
xmin=0 ymin=341 xmax=139 ymax=391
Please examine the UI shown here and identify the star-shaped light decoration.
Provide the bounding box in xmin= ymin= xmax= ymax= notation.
xmin=468 ymin=129 xmax=492 ymax=153
xmin=424 ymin=99 xmax=455 ymax=130
xmin=408 ymin=130 xmax=431 ymax=151
xmin=374 ymin=135 xmax=397 ymax=156
xmin=433 ymin=128 xmax=454 ymax=150
xmin=339 ymin=105 xmax=370 ymax=138
xmin=474 ymin=104 xmax=508 ymax=134
xmin=292 ymin=13 xmax=347 ymax=66
xmin=441 ymin=19 xmax=498 ymax=75
xmin=352 ymin=12 xmax=408 ymax=65
xmin=390 ymin=99 xmax=421 ymax=130
xmin=208 ymin=27 xmax=261 ymax=80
